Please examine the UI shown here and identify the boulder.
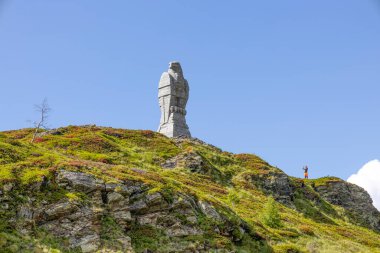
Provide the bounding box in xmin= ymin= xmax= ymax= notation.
xmin=17 ymin=205 xmax=33 ymax=220
xmin=107 ymin=192 xmax=125 ymax=204
xmin=161 ymin=152 xmax=203 ymax=172
xmin=245 ymin=169 xmax=294 ymax=205
xmin=57 ymin=170 xmax=104 ymax=193
xmin=315 ymin=180 xmax=380 ymax=231
xmin=76 ymin=234 xmax=100 ymax=253
xmin=198 ymin=200 xmax=221 ymax=221
xmin=44 ymin=202 xmax=78 ymax=220
xmin=166 ymin=222 xmax=202 ymax=237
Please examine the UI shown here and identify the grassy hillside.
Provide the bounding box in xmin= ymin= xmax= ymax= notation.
xmin=0 ymin=126 xmax=379 ymax=253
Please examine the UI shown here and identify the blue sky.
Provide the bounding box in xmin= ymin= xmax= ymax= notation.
xmin=0 ymin=0 xmax=379 ymax=180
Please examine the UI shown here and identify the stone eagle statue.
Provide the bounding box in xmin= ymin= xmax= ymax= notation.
xmin=158 ymin=61 xmax=191 ymax=138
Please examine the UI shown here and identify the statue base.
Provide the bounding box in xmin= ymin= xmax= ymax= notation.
xmin=158 ymin=112 xmax=191 ymax=138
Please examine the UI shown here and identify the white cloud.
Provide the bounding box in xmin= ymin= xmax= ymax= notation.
xmin=347 ymin=160 xmax=380 ymax=211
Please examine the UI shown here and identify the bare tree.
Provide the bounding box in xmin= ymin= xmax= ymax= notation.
xmin=31 ymin=98 xmax=51 ymax=143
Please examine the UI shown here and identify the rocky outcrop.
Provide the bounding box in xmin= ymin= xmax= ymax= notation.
xmin=161 ymin=150 xmax=225 ymax=183
xmin=161 ymin=151 xmax=204 ymax=172
xmin=242 ymin=169 xmax=380 ymax=229
xmin=314 ymin=179 xmax=380 ymax=231
xmin=57 ymin=170 xmax=104 ymax=193
xmin=243 ymin=168 xmax=294 ymax=206
xmin=3 ymin=170 xmax=261 ymax=252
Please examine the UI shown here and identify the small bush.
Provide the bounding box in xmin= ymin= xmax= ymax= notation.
xmin=261 ymin=196 xmax=282 ymax=228
xmin=20 ymin=168 xmax=50 ymax=185
xmin=227 ymin=189 xmax=240 ymax=206
xmin=65 ymin=192 xmax=81 ymax=202
xmin=299 ymin=225 xmax=314 ymax=235
xmin=274 ymin=243 xmax=304 ymax=253
xmin=33 ymin=137 xmax=45 ymax=143
xmin=0 ymin=165 xmax=15 ymax=183
xmin=0 ymin=142 xmax=25 ymax=164
xmin=277 ymin=229 xmax=300 ymax=238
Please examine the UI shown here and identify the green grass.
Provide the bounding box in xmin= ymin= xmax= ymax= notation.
xmin=261 ymin=197 xmax=282 ymax=228
xmin=0 ymin=125 xmax=379 ymax=252
xmin=0 ymin=165 xmax=15 ymax=182
xmin=306 ymin=176 xmax=343 ymax=187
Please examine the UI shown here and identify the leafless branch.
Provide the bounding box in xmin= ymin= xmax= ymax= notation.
xmin=31 ymin=98 xmax=51 ymax=143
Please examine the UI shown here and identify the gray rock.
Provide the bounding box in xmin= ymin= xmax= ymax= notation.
xmin=17 ymin=205 xmax=33 ymax=220
xmin=246 ymin=169 xmax=294 ymax=205
xmin=44 ymin=202 xmax=78 ymax=220
xmin=105 ymin=191 xmax=132 ymax=225
xmin=128 ymin=199 xmax=148 ymax=213
xmin=171 ymin=195 xmax=195 ymax=209
xmin=3 ymin=183 xmax=14 ymax=192
xmin=186 ymin=216 xmax=198 ymax=224
xmin=315 ymin=180 xmax=380 ymax=231
xmin=137 ymin=212 xmax=161 ymax=226
xmin=145 ymin=192 xmax=163 ymax=205
xmin=161 ymin=151 xmax=204 ymax=172
xmin=57 ymin=170 xmax=104 ymax=193
xmin=117 ymin=236 xmax=133 ymax=251
xmin=6 ymin=168 xmax=269 ymax=252
xmin=166 ymin=222 xmax=202 ymax=237
xmin=107 ymin=192 xmax=125 ymax=204
xmin=77 ymin=234 xmax=100 ymax=253
xmin=112 ymin=210 xmax=132 ymax=223
xmin=198 ymin=200 xmax=221 ymax=221
xmin=91 ymin=191 xmax=105 ymax=207
xmin=158 ymin=62 xmax=191 ymax=138
xmin=106 ymin=183 xmax=132 ymax=195
xmin=145 ymin=192 xmax=169 ymax=213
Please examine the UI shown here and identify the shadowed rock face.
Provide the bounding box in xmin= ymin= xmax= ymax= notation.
xmin=158 ymin=62 xmax=191 ymax=138
xmin=245 ymin=169 xmax=294 ymax=206
xmin=9 ymin=170 xmax=263 ymax=252
xmin=314 ymin=180 xmax=380 ymax=231
xmin=241 ymin=166 xmax=380 ymax=229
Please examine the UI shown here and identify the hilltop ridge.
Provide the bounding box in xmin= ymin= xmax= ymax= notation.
xmin=0 ymin=125 xmax=379 ymax=253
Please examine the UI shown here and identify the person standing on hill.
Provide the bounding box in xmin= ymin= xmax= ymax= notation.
xmin=303 ymin=166 xmax=309 ymax=179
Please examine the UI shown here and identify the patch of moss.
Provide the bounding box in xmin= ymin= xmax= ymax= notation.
xmin=0 ymin=142 xmax=26 ymax=164
xmin=100 ymin=216 xmax=128 ymax=250
xmin=0 ymin=165 xmax=16 ymax=183
xmin=306 ymin=176 xmax=342 ymax=187
xmin=273 ymin=243 xmax=305 ymax=253
xmin=20 ymin=168 xmax=50 ymax=185
xmin=127 ymin=224 xmax=169 ymax=252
